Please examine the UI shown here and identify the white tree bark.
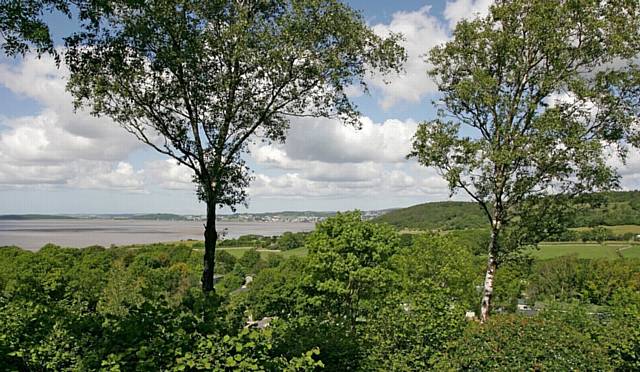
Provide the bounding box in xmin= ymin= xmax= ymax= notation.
xmin=480 ymin=252 xmax=497 ymax=323
xmin=480 ymin=220 xmax=500 ymax=323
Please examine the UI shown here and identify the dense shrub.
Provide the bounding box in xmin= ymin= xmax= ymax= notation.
xmin=527 ymin=257 xmax=640 ymax=305
xmin=437 ymin=314 xmax=610 ymax=371
xmin=360 ymin=289 xmax=466 ymax=371
xmin=2 ymin=211 xmax=640 ymax=370
xmin=0 ymin=244 xmax=316 ymax=371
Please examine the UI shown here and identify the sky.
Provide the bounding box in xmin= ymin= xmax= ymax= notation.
xmin=0 ymin=0 xmax=638 ymax=214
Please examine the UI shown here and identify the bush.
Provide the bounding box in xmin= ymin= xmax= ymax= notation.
xmin=276 ymin=232 xmax=308 ymax=251
xmin=361 ymin=289 xmax=466 ymax=371
xmin=527 ymin=257 xmax=640 ymax=305
xmin=437 ymin=314 xmax=610 ymax=371
xmin=215 ymin=250 xmax=237 ymax=274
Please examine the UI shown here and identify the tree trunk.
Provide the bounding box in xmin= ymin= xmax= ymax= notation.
xmin=202 ymin=200 xmax=218 ymax=292
xmin=480 ymin=224 xmax=500 ymax=323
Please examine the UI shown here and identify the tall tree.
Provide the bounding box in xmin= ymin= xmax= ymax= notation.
xmin=64 ymin=0 xmax=405 ymax=292
xmin=409 ymin=0 xmax=639 ymax=322
xmin=0 ymin=0 xmax=106 ymax=61
xmin=0 ymin=0 xmax=68 ymax=58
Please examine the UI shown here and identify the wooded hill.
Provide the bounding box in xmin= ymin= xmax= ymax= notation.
xmin=374 ymin=191 xmax=640 ymax=230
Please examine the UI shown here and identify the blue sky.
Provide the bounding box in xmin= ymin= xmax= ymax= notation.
xmin=0 ymin=0 xmax=638 ymax=214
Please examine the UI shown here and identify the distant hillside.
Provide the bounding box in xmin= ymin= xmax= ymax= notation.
xmin=572 ymin=190 xmax=640 ymax=227
xmin=0 ymin=214 xmax=76 ymax=220
xmin=373 ymin=201 xmax=487 ymax=230
xmin=375 ymin=191 xmax=640 ymax=230
xmin=126 ymin=214 xmax=189 ymax=220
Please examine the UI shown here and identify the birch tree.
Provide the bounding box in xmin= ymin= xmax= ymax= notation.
xmin=409 ymin=0 xmax=640 ymax=322
xmin=64 ymin=0 xmax=405 ymax=292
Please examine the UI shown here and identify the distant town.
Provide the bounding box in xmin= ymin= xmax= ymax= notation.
xmin=0 ymin=210 xmax=391 ymax=222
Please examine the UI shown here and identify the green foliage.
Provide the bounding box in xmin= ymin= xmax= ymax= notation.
xmin=527 ymin=257 xmax=640 ymax=305
xmin=411 ymin=0 xmax=640 ymax=225
xmin=361 ymin=289 xmax=466 ymax=371
xmin=375 ymin=191 xmax=640 ymax=232
xmin=604 ymin=288 xmax=640 ymax=370
xmin=276 ymin=232 xmax=308 ymax=251
xmin=437 ymin=314 xmax=611 ymax=371
xmin=391 ymin=234 xmax=479 ymax=308
xmin=4 ymin=217 xmax=640 ymax=369
xmin=0 ymin=244 xmax=316 ymax=370
xmin=174 ymin=328 xmax=322 ymax=371
xmin=533 ymin=242 xmax=640 ymax=260
xmin=218 ymin=234 xmax=275 ymax=248
xmin=446 ymin=228 xmax=491 ymax=255
xmin=270 ymin=316 xmax=360 ymax=371
xmin=592 ymin=226 xmax=611 ymax=244
xmin=572 ymin=191 xmax=640 ymax=226
xmin=215 ymin=269 xmax=245 ymax=297
xmin=304 ymin=211 xmax=400 ymax=328
xmin=238 ymin=249 xmax=263 ymax=273
xmin=491 ymin=258 xmax=533 ymax=312
xmin=0 ymin=0 xmax=70 ymax=59
xmin=374 ymin=201 xmax=486 ymax=230
xmin=215 ymin=250 xmax=237 ymax=274
xmin=216 ymin=232 xmax=308 ymax=251
xmin=409 ymin=0 xmax=639 ymax=319
xmin=247 ymin=257 xmax=308 ymax=319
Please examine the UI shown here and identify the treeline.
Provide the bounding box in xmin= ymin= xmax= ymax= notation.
xmin=374 ymin=201 xmax=487 ymax=230
xmin=1 ymin=212 xmax=639 ymax=370
xmin=375 ymin=191 xmax=640 ymax=231
xmin=0 ymin=244 xmax=319 ymax=370
xmin=192 ymin=231 xmax=309 ymax=251
xmin=547 ymin=227 xmax=639 ymax=243
xmin=572 ymin=191 xmax=640 ymax=227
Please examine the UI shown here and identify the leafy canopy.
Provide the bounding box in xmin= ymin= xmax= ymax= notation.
xmin=410 ymin=0 xmax=640 ymax=253
xmin=65 ymin=0 xmax=405 ymax=209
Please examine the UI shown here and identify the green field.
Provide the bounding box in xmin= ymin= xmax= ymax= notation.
xmin=572 ymin=224 xmax=640 ymax=235
xmin=534 ymin=242 xmax=640 ymax=259
xmin=220 ymin=242 xmax=640 ymax=260
xmin=144 ymin=227 xmax=640 ymax=261
xmin=280 ymin=246 xmax=308 ymax=258
xmin=215 ymin=246 xmax=309 ymax=259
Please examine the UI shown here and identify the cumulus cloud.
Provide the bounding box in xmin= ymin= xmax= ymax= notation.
xmin=254 ymin=116 xmax=418 ymax=165
xmin=22 ymin=2 xmax=640 ymax=210
xmin=0 ymin=158 xmax=145 ymax=192
xmin=246 ymin=164 xmax=451 ymax=201
xmin=0 ymin=53 xmax=143 ymax=190
xmin=245 ymin=115 xmax=453 ymax=201
xmin=67 ymin=162 xmax=145 ymax=191
xmin=443 ymin=0 xmax=493 ymax=29
xmin=369 ymin=6 xmax=449 ymax=109
xmin=364 ymin=1 xmax=494 ymax=110
xmin=608 ymin=146 xmax=640 ymax=190
xmin=145 ymin=159 xmax=194 ymax=190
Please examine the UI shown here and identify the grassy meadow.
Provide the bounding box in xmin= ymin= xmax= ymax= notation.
xmin=534 ymin=241 xmax=640 ymax=259
xmin=165 ymin=224 xmax=640 ymax=262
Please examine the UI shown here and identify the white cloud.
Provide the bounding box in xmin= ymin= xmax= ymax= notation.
xmin=0 ymin=53 xmax=143 ymax=190
xmin=67 ymin=162 xmax=145 ymax=191
xmin=245 ymin=114 xmax=453 ymax=201
xmin=0 ymin=158 xmax=145 ymax=192
xmin=145 ymin=159 xmax=194 ymax=190
xmin=369 ymin=6 xmax=449 ymax=109
xmin=443 ymin=0 xmax=493 ymax=29
xmin=246 ymin=164 xmax=451 ymax=202
xmin=608 ymin=146 xmax=640 ymax=190
xmin=254 ymin=116 xmax=418 ymax=165
xmin=363 ymin=2 xmax=493 ymax=109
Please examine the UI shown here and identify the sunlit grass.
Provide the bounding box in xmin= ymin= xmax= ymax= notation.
xmin=571 ymin=225 xmax=640 ymax=235
xmin=533 ymin=241 xmax=640 ymax=259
